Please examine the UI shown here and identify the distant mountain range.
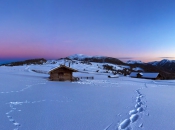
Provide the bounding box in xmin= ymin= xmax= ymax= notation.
xmin=149 ymin=59 xmax=175 ymax=68
xmin=1 ymin=54 xmax=175 ymax=79
xmin=148 ymin=59 xmax=175 ymax=73
xmin=0 ymin=58 xmax=47 ymax=66
xmin=67 ymin=54 xmax=124 ymax=65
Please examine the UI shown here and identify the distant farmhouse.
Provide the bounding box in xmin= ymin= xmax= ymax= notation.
xmin=130 ymin=72 xmax=162 ymax=80
xmin=49 ymin=65 xmax=78 ymax=81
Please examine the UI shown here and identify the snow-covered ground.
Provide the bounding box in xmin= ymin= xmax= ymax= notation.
xmin=0 ymin=65 xmax=175 ymax=130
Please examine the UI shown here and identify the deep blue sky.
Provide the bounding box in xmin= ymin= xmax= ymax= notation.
xmin=1 ymin=0 xmax=175 ymax=63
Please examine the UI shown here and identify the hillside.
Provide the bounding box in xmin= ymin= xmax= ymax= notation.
xmin=1 ymin=58 xmax=47 ymax=66
xmin=129 ymin=63 xmax=175 ymax=79
xmin=1 ymin=55 xmax=175 ymax=79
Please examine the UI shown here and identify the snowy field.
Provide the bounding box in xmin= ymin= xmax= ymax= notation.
xmin=0 ymin=66 xmax=175 ymax=130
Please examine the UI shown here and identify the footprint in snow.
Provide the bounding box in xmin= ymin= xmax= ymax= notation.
xmin=136 ymin=97 xmax=141 ymax=102
xmin=118 ymin=119 xmax=131 ymax=129
xmin=13 ymin=122 xmax=20 ymax=126
xmin=129 ymin=110 xmax=138 ymax=115
xmin=137 ymin=107 xmax=144 ymax=112
xmin=6 ymin=98 xmax=73 ymax=130
xmin=118 ymin=89 xmax=147 ymax=129
xmin=135 ymin=103 xmax=141 ymax=108
xmin=9 ymin=118 xmax=15 ymax=122
xmin=130 ymin=114 xmax=139 ymax=123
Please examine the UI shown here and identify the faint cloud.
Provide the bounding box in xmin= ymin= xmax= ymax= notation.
xmin=159 ymin=57 xmax=175 ymax=59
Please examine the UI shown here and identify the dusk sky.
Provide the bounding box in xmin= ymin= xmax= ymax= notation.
xmin=1 ymin=0 xmax=175 ymax=63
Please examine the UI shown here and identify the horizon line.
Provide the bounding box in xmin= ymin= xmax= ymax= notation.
xmin=0 ymin=55 xmax=175 ymax=65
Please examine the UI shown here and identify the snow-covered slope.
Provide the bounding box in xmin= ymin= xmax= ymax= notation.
xmin=126 ymin=60 xmax=144 ymax=64
xmin=28 ymin=59 xmax=129 ymax=74
xmin=0 ymin=65 xmax=175 ymax=129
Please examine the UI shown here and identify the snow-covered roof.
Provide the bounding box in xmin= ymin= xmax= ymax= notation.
xmin=130 ymin=72 xmax=160 ymax=79
xmin=49 ymin=65 xmax=78 ymax=74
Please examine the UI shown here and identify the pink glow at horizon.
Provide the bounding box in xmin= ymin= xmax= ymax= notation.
xmin=1 ymin=1 xmax=175 ymax=63
xmin=0 ymin=44 xmax=66 ymax=59
xmin=1 ymin=41 xmax=174 ymax=63
xmin=0 ymin=40 xmax=103 ymax=60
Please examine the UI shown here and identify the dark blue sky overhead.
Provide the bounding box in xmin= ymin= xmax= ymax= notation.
xmin=1 ymin=0 xmax=175 ymax=63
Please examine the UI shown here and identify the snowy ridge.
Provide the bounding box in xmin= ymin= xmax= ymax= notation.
xmin=126 ymin=60 xmax=144 ymax=64
xmin=67 ymin=54 xmax=106 ymax=60
xmin=148 ymin=59 xmax=175 ymax=74
xmin=67 ymin=54 xmax=124 ymax=65
xmin=149 ymin=59 xmax=175 ymax=66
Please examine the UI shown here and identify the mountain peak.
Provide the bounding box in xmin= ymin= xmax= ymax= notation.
xmin=160 ymin=59 xmax=173 ymax=63
xmin=66 ymin=54 xmax=124 ymax=65
xmin=149 ymin=59 xmax=175 ymax=66
xmin=67 ymin=54 xmax=92 ymax=60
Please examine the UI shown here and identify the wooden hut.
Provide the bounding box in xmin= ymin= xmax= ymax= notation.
xmin=49 ymin=65 xmax=78 ymax=81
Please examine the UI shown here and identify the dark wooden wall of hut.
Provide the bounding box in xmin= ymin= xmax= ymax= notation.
xmin=50 ymin=68 xmax=73 ymax=81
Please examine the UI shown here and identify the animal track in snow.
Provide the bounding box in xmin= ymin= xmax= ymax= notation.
xmin=144 ymin=83 xmax=148 ymax=88
xmin=129 ymin=110 xmax=138 ymax=115
xmin=74 ymin=80 xmax=121 ymax=88
xmin=118 ymin=89 xmax=147 ymax=130
xmin=6 ymin=99 xmax=73 ymax=130
xmin=118 ymin=119 xmax=131 ymax=129
xmin=137 ymin=107 xmax=144 ymax=112
xmin=130 ymin=114 xmax=139 ymax=123
xmin=0 ymin=82 xmax=46 ymax=94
